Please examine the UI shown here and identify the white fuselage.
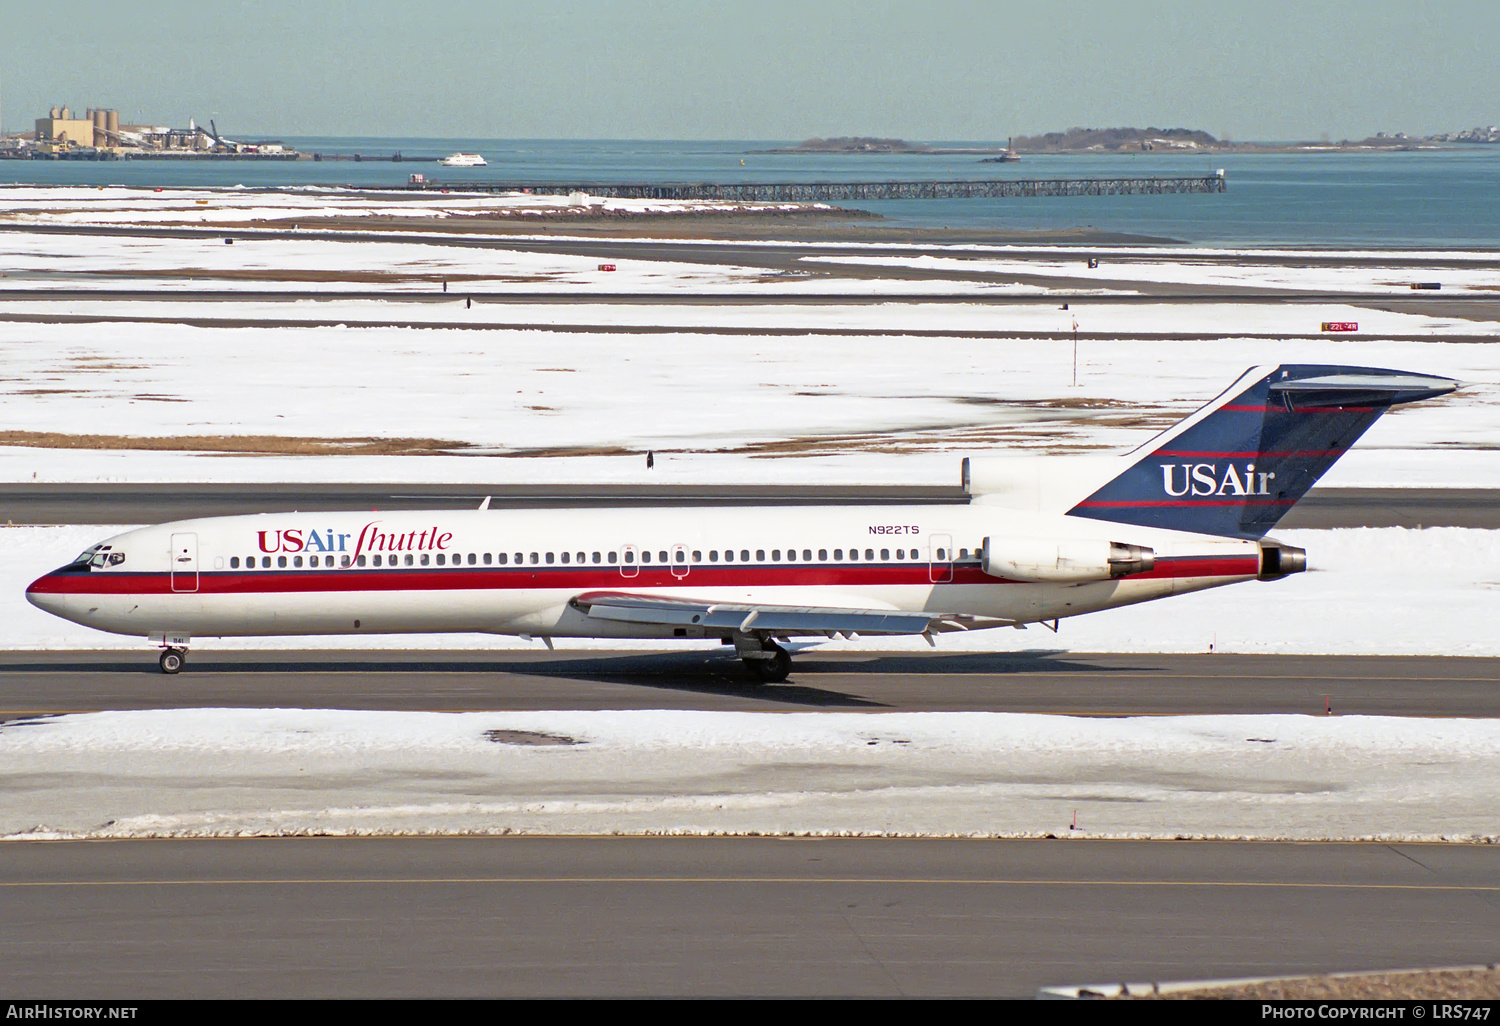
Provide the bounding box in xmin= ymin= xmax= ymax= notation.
xmin=27 ymin=504 xmax=1265 ymax=644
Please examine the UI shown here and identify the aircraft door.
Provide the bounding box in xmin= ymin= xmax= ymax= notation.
xmin=170 ymin=532 xmax=199 ymax=593
xmin=929 ymin=533 xmax=953 ymax=583
xmin=671 ymin=544 xmax=690 ymax=579
xmin=620 ymin=545 xmax=639 ymax=578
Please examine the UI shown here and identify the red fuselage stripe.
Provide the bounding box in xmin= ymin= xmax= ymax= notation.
xmin=28 ymin=556 xmax=1261 ymax=596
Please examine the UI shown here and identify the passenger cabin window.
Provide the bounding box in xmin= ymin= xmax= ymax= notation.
xmin=756 ymin=550 xmax=765 ymax=561
xmin=230 ymin=557 xmax=239 ymax=569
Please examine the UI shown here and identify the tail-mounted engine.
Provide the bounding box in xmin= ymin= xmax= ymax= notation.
xmin=1258 ymin=541 xmax=1307 ymax=579
xmin=982 ymin=537 xmax=1155 ymax=583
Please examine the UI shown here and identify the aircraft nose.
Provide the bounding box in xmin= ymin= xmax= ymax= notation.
xmin=26 ymin=571 xmax=68 ymax=615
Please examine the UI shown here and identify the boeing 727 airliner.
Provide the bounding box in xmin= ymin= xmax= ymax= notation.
xmin=27 ymin=364 xmax=1457 ymax=679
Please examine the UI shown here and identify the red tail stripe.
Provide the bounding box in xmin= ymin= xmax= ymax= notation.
xmin=1155 ymin=450 xmax=1343 ymax=458
xmin=1074 ymin=499 xmax=1296 ymax=509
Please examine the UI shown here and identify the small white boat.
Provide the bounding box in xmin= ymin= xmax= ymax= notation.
xmin=439 ymin=152 xmax=486 ymax=168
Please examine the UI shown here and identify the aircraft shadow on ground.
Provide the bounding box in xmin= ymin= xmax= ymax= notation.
xmin=9 ymin=649 xmax=1154 ymax=709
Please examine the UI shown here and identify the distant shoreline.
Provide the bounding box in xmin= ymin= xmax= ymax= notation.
xmin=747 ymin=130 xmax=1493 ymax=158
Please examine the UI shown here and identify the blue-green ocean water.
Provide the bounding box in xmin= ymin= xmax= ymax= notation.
xmin=3 ymin=138 xmax=1496 ymax=249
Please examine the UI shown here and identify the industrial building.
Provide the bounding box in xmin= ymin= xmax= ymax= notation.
xmin=23 ymin=104 xmax=295 ymax=159
xmin=33 ymin=106 xmax=122 ymax=152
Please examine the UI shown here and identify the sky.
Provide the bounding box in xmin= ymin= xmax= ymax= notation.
xmin=3 ymin=1 xmax=1495 ymax=141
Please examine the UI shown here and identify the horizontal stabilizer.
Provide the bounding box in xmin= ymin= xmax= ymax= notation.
xmin=1267 ymin=371 xmax=1458 ymax=407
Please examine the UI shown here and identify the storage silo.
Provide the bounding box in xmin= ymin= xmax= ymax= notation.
xmin=92 ymin=109 xmax=107 ymax=147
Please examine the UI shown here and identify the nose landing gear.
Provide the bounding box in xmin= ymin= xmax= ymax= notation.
xmin=151 ymin=633 xmax=191 ymax=674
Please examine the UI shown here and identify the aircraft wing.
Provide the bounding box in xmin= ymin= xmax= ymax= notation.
xmin=569 ymin=591 xmax=1010 ymax=636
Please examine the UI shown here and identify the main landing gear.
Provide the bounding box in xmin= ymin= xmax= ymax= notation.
xmin=734 ymin=633 xmax=792 ymax=684
xmin=159 ymin=648 xmax=187 ymax=674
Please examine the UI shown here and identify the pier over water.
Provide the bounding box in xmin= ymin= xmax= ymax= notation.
xmin=409 ymin=173 xmax=1226 ymax=201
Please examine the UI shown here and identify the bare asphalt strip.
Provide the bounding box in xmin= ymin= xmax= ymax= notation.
xmin=1 ymin=650 xmax=1497 ymax=717
xmin=1 ymin=483 xmax=1494 ymax=527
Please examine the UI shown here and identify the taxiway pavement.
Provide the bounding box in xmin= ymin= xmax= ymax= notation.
xmin=3 ymin=836 xmax=1495 ymax=998
xmin=3 ymin=650 xmax=1497 ymax=717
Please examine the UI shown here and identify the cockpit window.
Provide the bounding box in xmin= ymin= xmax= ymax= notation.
xmin=68 ymin=544 xmax=122 ymax=570
xmin=70 ymin=545 xmax=106 ymax=568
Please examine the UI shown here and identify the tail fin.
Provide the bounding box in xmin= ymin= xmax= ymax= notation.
xmin=1068 ymin=364 xmax=1458 ymax=538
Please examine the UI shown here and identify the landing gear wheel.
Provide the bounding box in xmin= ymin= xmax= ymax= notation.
xmin=743 ymin=643 xmax=791 ymax=684
xmin=159 ymin=648 xmax=186 ymax=675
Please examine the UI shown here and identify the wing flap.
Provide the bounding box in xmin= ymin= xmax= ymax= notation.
xmin=571 ymin=591 xmax=940 ymax=635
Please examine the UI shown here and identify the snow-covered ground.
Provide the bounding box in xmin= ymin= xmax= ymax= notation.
xmin=803 ymin=253 xmax=1500 ymax=294
xmin=0 ymin=184 xmax=833 ymax=224
xmin=0 ymin=317 xmax=1490 ymax=478
xmin=3 ymin=707 xmax=1496 ymax=842
xmin=0 ymin=231 xmax=838 ymax=294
